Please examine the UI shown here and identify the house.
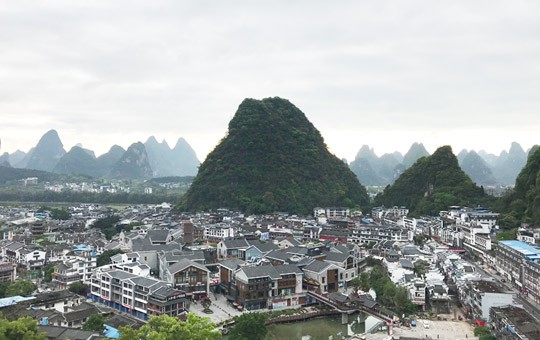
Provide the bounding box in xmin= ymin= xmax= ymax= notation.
xmin=161 ymin=258 xmax=210 ymax=300
xmin=230 ymin=265 xmax=280 ymax=310
xmin=89 ymin=269 xmax=186 ymax=320
xmin=302 ymin=260 xmax=344 ymax=294
xmin=217 ymin=239 xmax=249 ymax=259
xmin=0 ymin=262 xmax=15 ymax=282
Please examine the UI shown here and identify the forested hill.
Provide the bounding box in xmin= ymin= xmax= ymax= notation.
xmin=178 ymin=97 xmax=369 ymax=214
xmin=374 ymin=145 xmax=492 ymax=216
xmin=496 ymin=147 xmax=540 ymax=228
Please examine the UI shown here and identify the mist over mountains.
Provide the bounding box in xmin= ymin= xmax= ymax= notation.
xmin=0 ymin=127 xmax=535 ymax=187
xmin=349 ymin=141 xmax=535 ymax=187
xmin=2 ymin=129 xmax=200 ymax=179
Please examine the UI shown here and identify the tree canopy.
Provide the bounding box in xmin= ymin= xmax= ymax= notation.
xmin=375 ymin=146 xmax=492 ymax=216
xmin=0 ymin=315 xmax=47 ymax=340
xmin=83 ymin=314 xmax=105 ymax=332
xmin=496 ymin=147 xmax=540 ymax=229
xmin=118 ymin=314 xmax=220 ymax=340
xmin=229 ymin=313 xmax=268 ymax=340
xmin=179 ymin=97 xmax=368 ymax=214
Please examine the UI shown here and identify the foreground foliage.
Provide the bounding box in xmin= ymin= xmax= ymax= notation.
xmin=229 ymin=313 xmax=268 ymax=340
xmin=0 ymin=280 xmax=36 ymax=298
xmin=118 ymin=313 xmax=220 ymax=340
xmin=0 ymin=315 xmax=47 ymax=340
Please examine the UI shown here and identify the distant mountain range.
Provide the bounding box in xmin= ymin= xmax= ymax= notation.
xmin=2 ymin=129 xmax=200 ymax=179
xmin=350 ymin=141 xmax=535 ymax=187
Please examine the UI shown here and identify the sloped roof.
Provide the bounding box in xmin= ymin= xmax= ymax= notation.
xmin=303 ymin=260 xmax=333 ymax=273
xmin=324 ymin=251 xmax=350 ymax=263
xmin=239 ymin=265 xmax=280 ymax=280
xmin=220 ymin=258 xmax=246 ymax=270
xmin=168 ymin=258 xmax=209 ymax=274
xmin=222 ymin=239 xmax=249 ymax=249
xmin=274 ymin=264 xmax=303 ymax=275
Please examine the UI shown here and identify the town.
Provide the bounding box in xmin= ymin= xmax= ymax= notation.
xmin=0 ymin=203 xmax=539 ymax=339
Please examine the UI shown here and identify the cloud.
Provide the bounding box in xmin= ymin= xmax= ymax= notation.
xmin=0 ymin=1 xmax=539 ymax=160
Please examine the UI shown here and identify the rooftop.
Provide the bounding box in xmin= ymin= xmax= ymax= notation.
xmin=499 ymin=240 xmax=540 ymax=260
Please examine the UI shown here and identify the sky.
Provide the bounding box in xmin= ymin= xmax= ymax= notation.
xmin=1 ymin=1 xmax=540 ymax=162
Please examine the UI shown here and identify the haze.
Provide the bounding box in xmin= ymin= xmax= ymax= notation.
xmin=1 ymin=1 xmax=539 ymax=161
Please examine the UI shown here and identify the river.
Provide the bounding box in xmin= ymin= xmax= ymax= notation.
xmin=264 ymin=313 xmax=369 ymax=340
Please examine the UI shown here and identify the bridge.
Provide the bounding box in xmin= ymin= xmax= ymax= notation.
xmin=306 ymin=290 xmax=395 ymax=324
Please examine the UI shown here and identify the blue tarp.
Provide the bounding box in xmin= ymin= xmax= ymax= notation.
xmin=104 ymin=324 xmax=120 ymax=339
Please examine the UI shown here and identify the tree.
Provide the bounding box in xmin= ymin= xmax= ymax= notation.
xmin=0 ymin=315 xmax=47 ymax=340
xmin=118 ymin=314 xmax=220 ymax=340
xmin=69 ymin=281 xmax=88 ymax=296
xmin=5 ymin=280 xmax=35 ymax=297
xmin=229 ymin=313 xmax=268 ymax=340
xmin=83 ymin=314 xmax=105 ymax=332
xmin=97 ymin=249 xmax=124 ymax=267
xmin=474 ymin=326 xmax=496 ymax=340
xmin=43 ymin=264 xmax=55 ymax=283
xmin=351 ymin=272 xmax=370 ymax=292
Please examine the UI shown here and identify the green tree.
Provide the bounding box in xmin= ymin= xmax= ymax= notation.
xmin=229 ymin=313 xmax=268 ymax=340
xmin=43 ymin=264 xmax=55 ymax=283
xmin=97 ymin=249 xmax=124 ymax=267
xmin=5 ymin=280 xmax=35 ymax=297
xmin=0 ymin=315 xmax=47 ymax=340
xmin=351 ymin=272 xmax=370 ymax=292
xmin=83 ymin=314 xmax=105 ymax=332
xmin=118 ymin=314 xmax=219 ymax=340
xmin=69 ymin=281 xmax=88 ymax=296
xmin=496 ymin=229 xmax=517 ymax=242
xmin=50 ymin=208 xmax=71 ymax=220
xmin=474 ymin=326 xmax=491 ymax=337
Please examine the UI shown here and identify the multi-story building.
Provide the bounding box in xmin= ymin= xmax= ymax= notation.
xmin=490 ymin=305 xmax=540 ymax=340
xmin=52 ymin=249 xmax=97 ymax=287
xmin=517 ymin=228 xmax=540 ymax=245
xmin=160 ymin=258 xmax=210 ymax=300
xmin=204 ymin=224 xmax=236 ymax=242
xmin=0 ymin=262 xmax=15 ymax=282
xmin=89 ymin=269 xmax=186 ymax=320
xmin=495 ymin=240 xmax=540 ymax=299
xmin=348 ymin=225 xmax=410 ymax=244
xmin=229 ymin=264 xmax=305 ymax=311
xmin=458 ymin=280 xmax=515 ymax=325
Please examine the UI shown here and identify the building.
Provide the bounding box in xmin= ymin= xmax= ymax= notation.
xmin=89 ymin=269 xmax=186 ymax=320
xmin=490 ymin=305 xmax=540 ymax=340
xmin=0 ymin=262 xmax=15 ymax=282
xmin=160 ymin=258 xmax=210 ymax=300
xmin=495 ymin=240 xmax=540 ymax=302
xmin=458 ymin=280 xmax=516 ymax=325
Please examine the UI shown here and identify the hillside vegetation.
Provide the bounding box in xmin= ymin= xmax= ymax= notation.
xmin=179 ymin=97 xmax=369 ymax=214
xmin=375 ymin=146 xmax=492 ymax=216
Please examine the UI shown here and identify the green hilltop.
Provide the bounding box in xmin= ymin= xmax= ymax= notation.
xmin=496 ymin=146 xmax=540 ymax=228
xmin=178 ymin=97 xmax=369 ymax=214
xmin=375 ymin=145 xmax=492 ymax=216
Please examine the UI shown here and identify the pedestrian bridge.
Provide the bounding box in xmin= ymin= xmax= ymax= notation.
xmin=306 ymin=290 xmax=394 ymax=323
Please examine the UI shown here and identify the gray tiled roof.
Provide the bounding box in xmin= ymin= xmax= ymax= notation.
xmin=303 ymin=260 xmax=332 ymax=273
xmin=239 ymin=265 xmax=280 ymax=280
xmin=147 ymin=229 xmax=170 ymax=242
xmin=168 ymin=258 xmax=209 ymax=274
xmin=247 ymin=240 xmax=279 ymax=253
xmin=222 ymin=239 xmax=249 ymax=249
xmin=323 ymin=251 xmax=349 ymax=263
xmin=274 ymin=264 xmax=303 ymax=275
xmin=220 ymin=258 xmax=245 ymax=270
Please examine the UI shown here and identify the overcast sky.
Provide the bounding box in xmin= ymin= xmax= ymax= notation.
xmin=1 ymin=1 xmax=539 ymax=162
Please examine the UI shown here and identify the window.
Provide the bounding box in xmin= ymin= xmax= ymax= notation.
xmin=322 ymin=277 xmax=325 ymax=284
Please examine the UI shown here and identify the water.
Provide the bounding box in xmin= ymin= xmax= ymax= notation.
xmin=265 ymin=313 xmax=367 ymax=340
